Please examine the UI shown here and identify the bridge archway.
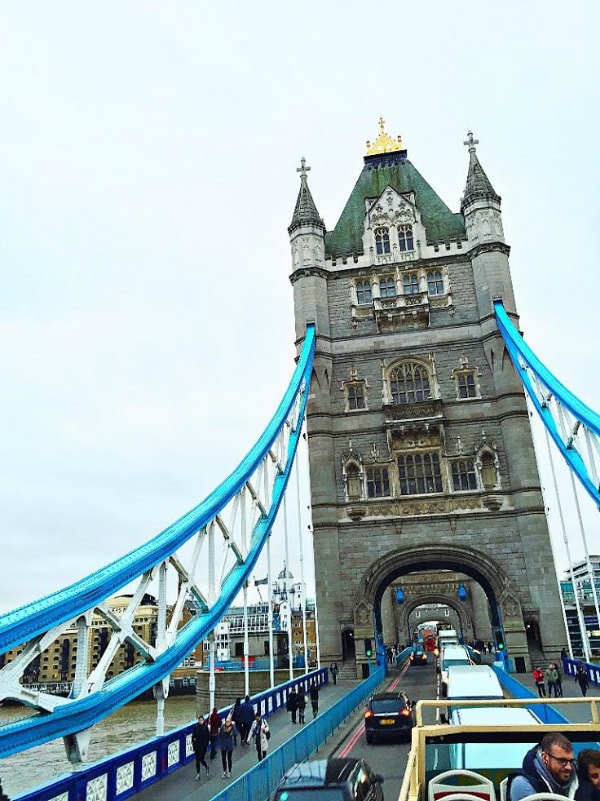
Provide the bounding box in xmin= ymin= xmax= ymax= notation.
xmin=400 ymin=595 xmax=473 ymax=644
xmin=352 ymin=543 xmax=527 ymax=668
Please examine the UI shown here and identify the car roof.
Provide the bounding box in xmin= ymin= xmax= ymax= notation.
xmin=370 ymin=691 xmax=405 ymax=701
xmin=279 ymin=758 xmax=361 ymax=788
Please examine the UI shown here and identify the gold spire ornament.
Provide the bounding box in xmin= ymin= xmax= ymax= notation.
xmin=365 ymin=117 xmax=403 ymax=156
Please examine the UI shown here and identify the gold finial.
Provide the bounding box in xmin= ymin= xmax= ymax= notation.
xmin=366 ymin=117 xmax=403 ymax=156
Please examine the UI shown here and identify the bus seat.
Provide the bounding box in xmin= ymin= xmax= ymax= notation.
xmin=428 ymin=770 xmax=497 ymax=801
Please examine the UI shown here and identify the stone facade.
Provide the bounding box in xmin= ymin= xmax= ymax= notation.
xmin=288 ymin=126 xmax=567 ymax=676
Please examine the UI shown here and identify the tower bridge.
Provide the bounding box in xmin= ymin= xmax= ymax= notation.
xmin=2 ymin=121 xmax=600 ymax=776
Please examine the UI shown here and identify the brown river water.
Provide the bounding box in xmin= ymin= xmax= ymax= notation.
xmin=0 ymin=696 xmax=198 ymax=798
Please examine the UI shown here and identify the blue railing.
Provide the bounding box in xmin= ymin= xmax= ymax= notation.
xmin=13 ymin=668 xmax=329 ymax=801
xmin=210 ymin=665 xmax=385 ymax=801
xmin=563 ymin=657 xmax=600 ymax=686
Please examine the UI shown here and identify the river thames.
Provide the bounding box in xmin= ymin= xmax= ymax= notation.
xmin=0 ymin=696 xmax=198 ymax=798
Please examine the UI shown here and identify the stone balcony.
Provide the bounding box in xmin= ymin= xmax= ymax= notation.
xmin=373 ymin=292 xmax=430 ymax=331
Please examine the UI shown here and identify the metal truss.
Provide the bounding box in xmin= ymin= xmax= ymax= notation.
xmin=494 ymin=301 xmax=600 ymax=508
xmin=0 ymin=325 xmax=316 ymax=760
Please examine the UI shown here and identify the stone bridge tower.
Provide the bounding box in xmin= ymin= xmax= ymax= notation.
xmin=288 ymin=122 xmax=566 ymax=675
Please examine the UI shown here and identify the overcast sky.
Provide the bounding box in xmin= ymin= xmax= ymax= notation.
xmin=1 ymin=2 xmax=598 ymax=614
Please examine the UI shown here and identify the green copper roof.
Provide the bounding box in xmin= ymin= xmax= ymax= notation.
xmin=325 ymin=154 xmax=466 ymax=258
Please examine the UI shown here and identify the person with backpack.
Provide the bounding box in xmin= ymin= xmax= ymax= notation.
xmin=238 ymin=695 xmax=255 ymax=746
xmin=297 ymin=689 xmax=306 ymax=724
xmin=248 ymin=711 xmax=270 ymax=762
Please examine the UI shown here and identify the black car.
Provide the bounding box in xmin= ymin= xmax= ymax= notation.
xmin=272 ymin=757 xmax=384 ymax=801
xmin=409 ymin=647 xmax=428 ymax=666
xmin=364 ymin=691 xmax=413 ymax=744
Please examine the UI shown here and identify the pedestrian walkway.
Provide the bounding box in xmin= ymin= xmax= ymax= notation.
xmin=135 ymin=676 xmax=362 ymax=801
xmin=509 ymin=664 xmax=600 ymax=723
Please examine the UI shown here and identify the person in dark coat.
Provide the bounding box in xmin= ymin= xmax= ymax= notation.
xmin=286 ymin=687 xmax=298 ymax=723
xmin=208 ymin=707 xmax=222 ymax=759
xmin=238 ymin=694 xmax=255 ymax=746
xmin=230 ymin=697 xmax=242 ymax=745
xmin=577 ymin=749 xmax=600 ymax=801
xmin=191 ymin=715 xmax=210 ymax=780
xmin=309 ymin=681 xmax=319 ymax=718
xmin=330 ymin=661 xmax=339 ymax=685
xmin=576 ymin=664 xmax=590 ymax=697
xmin=219 ymin=717 xmax=235 ymax=778
xmin=297 ymin=689 xmax=306 ymax=724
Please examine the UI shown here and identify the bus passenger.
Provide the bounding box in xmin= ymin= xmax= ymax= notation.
xmin=508 ymin=733 xmax=578 ymax=801
xmin=576 ymin=749 xmax=600 ymax=801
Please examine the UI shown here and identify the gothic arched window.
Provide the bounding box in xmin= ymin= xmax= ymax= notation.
xmin=346 ymin=464 xmax=362 ymax=501
xmin=427 ymin=270 xmax=444 ymax=295
xmin=403 ymin=272 xmax=420 ymax=295
xmin=355 ymin=280 xmax=372 ymax=305
xmin=390 ymin=361 xmax=430 ymax=404
xmin=379 ymin=276 xmax=396 ymax=298
xmin=398 ymin=225 xmax=414 ymax=252
xmin=375 ymin=228 xmax=391 ymax=255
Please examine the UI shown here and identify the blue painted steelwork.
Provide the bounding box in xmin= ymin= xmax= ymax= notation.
xmin=12 ymin=668 xmax=331 ymax=801
xmin=0 ymin=325 xmax=316 ymax=758
xmin=494 ymin=301 xmax=600 ymax=507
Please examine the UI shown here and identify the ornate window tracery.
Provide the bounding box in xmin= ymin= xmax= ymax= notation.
xmin=375 ymin=227 xmax=391 ymax=255
xmin=427 ymin=270 xmax=444 ymax=295
xmin=451 ymin=459 xmax=478 ymax=491
xmin=397 ymin=451 xmax=443 ymax=495
xmin=389 ymin=361 xmax=431 ymax=404
xmin=379 ymin=276 xmax=396 ymax=297
xmin=355 ymin=279 xmax=372 ymax=305
xmin=366 ymin=467 xmax=390 ymax=498
xmin=398 ymin=225 xmax=414 ymax=252
xmin=347 ymin=383 xmax=366 ymax=411
xmin=403 ymin=272 xmax=420 ymax=295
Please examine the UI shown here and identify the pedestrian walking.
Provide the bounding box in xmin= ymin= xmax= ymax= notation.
xmin=192 ymin=715 xmax=210 ymax=780
xmin=297 ymin=689 xmax=306 ymax=724
xmin=309 ymin=681 xmax=319 ymax=718
xmin=208 ymin=706 xmax=222 ymax=759
xmin=330 ymin=661 xmax=339 ymax=685
xmin=230 ymin=697 xmax=242 ymax=745
xmin=546 ymin=663 xmax=562 ymax=698
xmin=286 ymin=687 xmax=298 ymax=723
xmin=219 ymin=717 xmax=235 ymax=778
xmin=238 ymin=695 xmax=255 ymax=746
xmin=248 ymin=711 xmax=270 ymax=762
xmin=533 ymin=667 xmax=546 ymax=697
xmin=576 ymin=663 xmax=590 ymax=697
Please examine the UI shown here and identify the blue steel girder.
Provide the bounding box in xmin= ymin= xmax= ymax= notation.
xmin=494 ymin=302 xmax=600 ymax=508
xmin=0 ymin=324 xmax=316 ymax=758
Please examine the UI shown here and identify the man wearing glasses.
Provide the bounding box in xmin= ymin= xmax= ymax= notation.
xmin=509 ymin=733 xmax=578 ymax=801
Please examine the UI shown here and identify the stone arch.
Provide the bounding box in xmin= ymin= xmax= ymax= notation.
xmin=399 ymin=594 xmax=473 ymax=643
xmin=354 ymin=543 xmax=524 ymax=648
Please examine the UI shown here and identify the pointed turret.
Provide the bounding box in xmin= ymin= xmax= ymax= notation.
xmin=461 ymin=131 xmax=501 ymax=211
xmin=288 ymin=157 xmax=325 ymax=234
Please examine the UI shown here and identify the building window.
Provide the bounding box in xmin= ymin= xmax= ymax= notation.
xmin=427 ymin=270 xmax=444 ymax=295
xmin=366 ymin=468 xmax=390 ymax=498
xmin=457 ymin=371 xmax=477 ymax=399
xmin=375 ymin=228 xmax=390 ymax=255
xmin=390 ymin=361 xmax=430 ymax=404
xmin=347 ymin=383 xmax=366 ymax=410
xmin=379 ymin=276 xmax=396 ymax=298
xmin=398 ymin=452 xmax=443 ymax=495
xmin=398 ymin=225 xmax=414 ymax=252
xmin=451 ymin=459 xmax=478 ymax=491
xmin=346 ymin=464 xmax=362 ymax=501
xmin=356 ymin=280 xmax=372 ymax=305
xmin=403 ymin=272 xmax=420 ymax=295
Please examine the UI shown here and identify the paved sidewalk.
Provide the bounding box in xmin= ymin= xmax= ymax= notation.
xmin=135 ymin=677 xmax=363 ymax=801
xmin=507 ymin=665 xmax=600 ymax=723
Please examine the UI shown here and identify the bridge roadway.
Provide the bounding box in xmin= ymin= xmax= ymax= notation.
xmin=135 ymin=656 xmax=600 ymax=801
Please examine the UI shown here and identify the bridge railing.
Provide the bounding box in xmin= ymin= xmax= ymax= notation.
xmin=210 ymin=664 xmax=385 ymax=801
xmin=13 ymin=667 xmax=330 ymax=801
